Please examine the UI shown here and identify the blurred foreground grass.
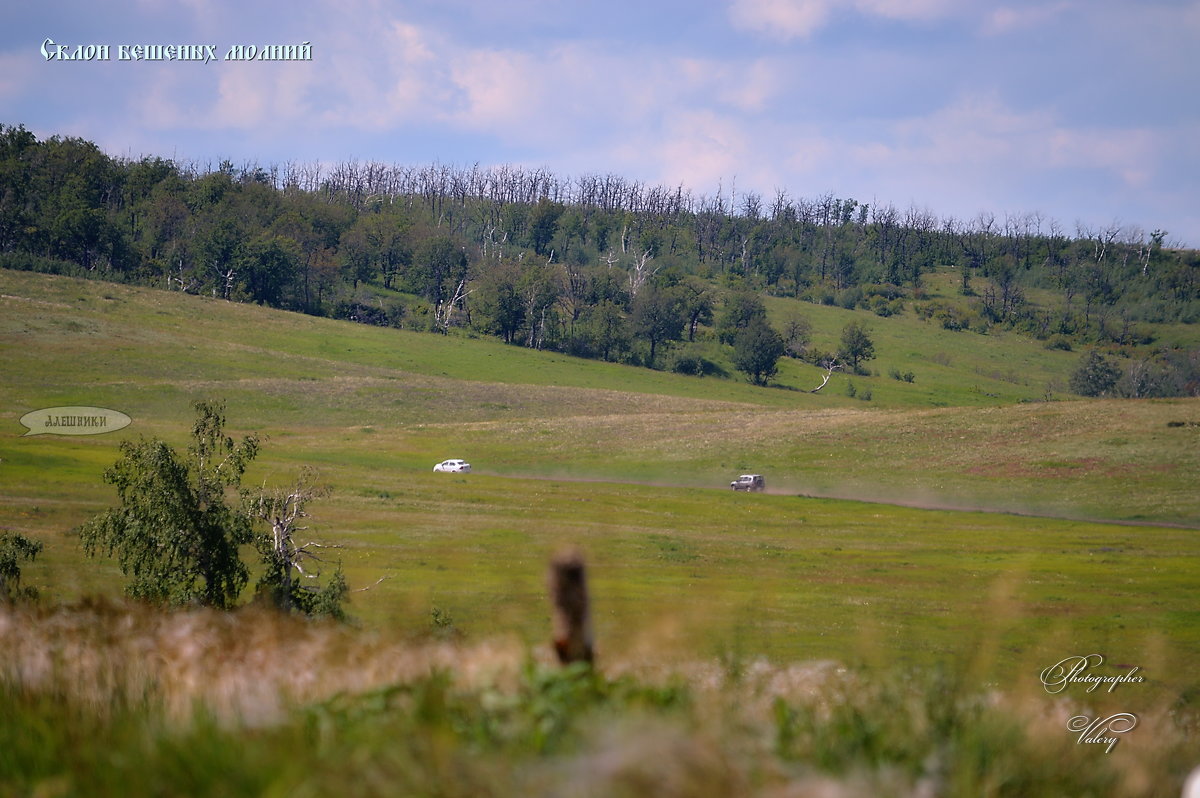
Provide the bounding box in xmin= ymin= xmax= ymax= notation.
xmin=2 ymin=600 xmax=1196 ymax=798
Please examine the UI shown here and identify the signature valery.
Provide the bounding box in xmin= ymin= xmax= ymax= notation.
xmin=1040 ymin=654 xmax=1143 ymax=754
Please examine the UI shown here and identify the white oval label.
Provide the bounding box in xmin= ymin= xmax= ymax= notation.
xmin=19 ymin=406 xmax=132 ymax=436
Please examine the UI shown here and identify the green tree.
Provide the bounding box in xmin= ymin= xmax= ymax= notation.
xmin=411 ymin=234 xmax=468 ymax=305
xmin=0 ymin=532 xmax=43 ymax=602
xmin=557 ymin=209 xmax=584 ymax=255
xmin=472 ymin=261 xmax=526 ymax=344
xmin=717 ymin=291 xmax=768 ymax=345
xmin=1069 ymin=350 xmax=1121 ymax=397
xmin=238 ymin=234 xmax=298 ymax=305
xmin=198 ymin=217 xmax=243 ymax=299
xmin=341 ymin=212 xmax=412 ymax=292
xmin=528 ymin=199 xmax=564 ymax=256
xmin=583 ymin=300 xmax=629 ymax=362
xmin=77 ymin=400 xmax=259 ymax=608
xmin=781 ymin=313 xmax=813 ymax=358
xmin=49 ymin=181 xmax=120 ymax=271
xmin=338 ymin=221 xmax=376 ymax=290
xmin=517 ymin=260 xmax=562 ymax=348
xmin=631 ymin=283 xmax=685 ymax=367
xmin=732 ymin=318 xmax=785 ymax=385
xmin=678 ymin=276 xmax=715 ymax=341
xmin=0 ymin=124 xmax=39 ymax=252
xmin=838 ymin=321 xmax=876 ymax=373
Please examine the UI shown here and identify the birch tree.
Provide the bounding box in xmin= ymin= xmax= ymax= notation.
xmin=77 ymin=400 xmax=258 ymax=609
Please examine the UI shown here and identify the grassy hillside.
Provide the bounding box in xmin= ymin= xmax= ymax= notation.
xmin=3 ymin=267 xmax=1197 ymax=652
xmin=3 ymin=268 xmax=1198 ymax=796
xmin=3 ymin=269 xmax=1197 ymax=523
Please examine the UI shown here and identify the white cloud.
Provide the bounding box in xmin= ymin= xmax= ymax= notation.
xmin=447 ymin=49 xmax=543 ymax=132
xmin=652 ymin=92 xmax=1178 ymax=235
xmin=728 ymin=0 xmax=833 ymax=39
xmin=439 ymin=45 xmax=784 ymax=150
xmin=983 ymin=2 xmax=1074 ymax=35
xmin=653 ymin=110 xmax=752 ymax=189
xmin=678 ymin=57 xmax=781 ymax=113
xmin=116 ymin=3 xmax=459 ymax=136
xmin=854 ymin=0 xmax=957 ymax=22
xmin=783 ymin=134 xmax=836 ymax=175
xmin=728 ymin=0 xmax=959 ymax=39
xmin=0 ymin=53 xmax=32 ymax=100
xmin=1045 ymin=127 xmax=1159 ymax=189
xmin=886 ymin=95 xmax=1163 ymax=191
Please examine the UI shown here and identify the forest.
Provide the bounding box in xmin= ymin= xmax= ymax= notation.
xmin=2 ymin=123 xmax=1197 ymax=393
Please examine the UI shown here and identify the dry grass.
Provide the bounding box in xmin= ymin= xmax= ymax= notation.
xmin=0 ymin=599 xmax=530 ymax=724
xmin=3 ymin=601 xmax=1196 ymax=798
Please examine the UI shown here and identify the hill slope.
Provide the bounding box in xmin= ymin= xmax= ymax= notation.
xmin=3 ymin=269 xmax=1197 ymax=524
xmin=2 ymin=267 xmax=1198 ymax=675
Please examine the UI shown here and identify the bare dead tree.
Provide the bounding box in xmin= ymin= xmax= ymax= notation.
xmin=810 ymin=357 xmax=843 ymax=393
xmin=771 ymin=187 xmax=794 ymax=223
xmin=481 ymin=225 xmax=507 ymax=261
xmin=627 ymin=248 xmax=657 ymax=298
xmin=213 ymin=265 xmax=237 ymax=300
xmin=741 ymin=190 xmax=762 ymax=220
xmin=168 ymin=258 xmax=197 ymax=293
xmin=249 ymin=468 xmax=335 ymax=613
xmin=434 ymin=278 xmax=473 ymax=333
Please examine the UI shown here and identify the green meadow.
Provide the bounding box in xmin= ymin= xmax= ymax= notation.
xmin=2 ymin=269 xmax=1198 ymax=796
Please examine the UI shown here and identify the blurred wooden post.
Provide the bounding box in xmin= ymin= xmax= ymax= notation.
xmin=549 ymin=547 xmax=594 ymax=665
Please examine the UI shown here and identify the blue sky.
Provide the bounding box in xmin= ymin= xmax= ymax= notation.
xmin=4 ymin=0 xmax=1198 ymax=245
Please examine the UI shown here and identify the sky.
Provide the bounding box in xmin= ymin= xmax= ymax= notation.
xmin=4 ymin=0 xmax=1198 ymax=245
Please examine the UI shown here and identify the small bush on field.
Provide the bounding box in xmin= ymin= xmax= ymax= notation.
xmin=917 ymin=300 xmax=978 ymax=332
xmin=836 ymin=286 xmax=863 ymax=310
xmin=429 ymin=605 xmax=462 ymax=640
xmin=331 ymin=293 xmax=406 ymax=328
xmin=870 ymin=295 xmax=903 ymax=317
xmin=1045 ymin=334 xmax=1073 ymax=351
xmin=670 ymin=352 xmax=723 ymax=377
xmin=0 ymin=532 xmax=43 ymax=602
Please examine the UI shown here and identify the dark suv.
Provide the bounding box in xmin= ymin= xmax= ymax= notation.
xmin=730 ymin=474 xmax=765 ymax=492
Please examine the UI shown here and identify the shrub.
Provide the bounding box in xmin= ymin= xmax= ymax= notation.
xmin=836 ymin=287 xmax=863 ymax=310
xmin=0 ymin=532 xmax=43 ymax=602
xmin=332 ymin=296 xmax=406 ymax=328
xmin=1045 ymin=335 xmax=1073 ymax=351
xmin=671 ymin=353 xmax=723 ymax=377
xmin=1069 ymin=351 xmax=1120 ymax=397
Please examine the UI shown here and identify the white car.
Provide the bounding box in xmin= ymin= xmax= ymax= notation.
xmin=433 ymin=459 xmax=472 ymax=473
